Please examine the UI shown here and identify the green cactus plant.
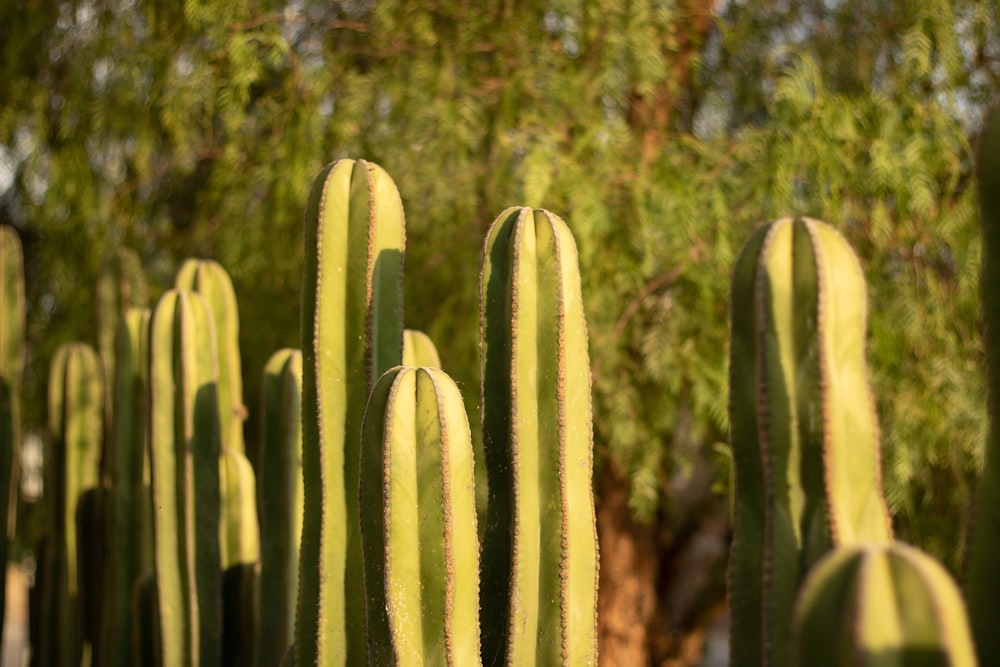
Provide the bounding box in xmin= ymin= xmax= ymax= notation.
xmin=402 ymin=329 xmax=442 ymax=368
xmin=296 ymin=158 xmax=405 ymax=666
xmin=966 ymin=105 xmax=1000 ymax=665
xmin=96 ymin=247 xmax=148 ymax=432
xmin=359 ymin=365 xmax=481 ymax=665
xmin=175 ymin=259 xmax=247 ymax=459
xmin=257 ymin=348 xmax=303 ymax=667
xmin=791 ymin=542 xmax=976 ymax=666
xmin=219 ymin=446 xmax=260 ymax=667
xmin=728 ymin=216 xmax=893 ymax=667
xmin=479 ymin=206 xmax=598 ymax=666
xmin=101 ymin=307 xmax=152 ymax=667
xmin=42 ymin=342 xmax=104 ymax=667
xmin=0 ymin=225 xmax=24 ymax=655
xmin=148 ymin=289 xmax=222 ymax=667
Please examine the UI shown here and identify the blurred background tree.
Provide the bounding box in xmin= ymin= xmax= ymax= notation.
xmin=2 ymin=0 xmax=998 ymax=663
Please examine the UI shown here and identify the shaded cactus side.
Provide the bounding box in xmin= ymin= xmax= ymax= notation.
xmin=41 ymin=342 xmax=103 ymax=667
xmin=257 ymin=348 xmax=302 ymax=667
xmin=0 ymin=225 xmax=24 ymax=655
xmin=728 ymin=217 xmax=892 ymax=667
xmin=479 ymin=207 xmax=598 ymax=666
xmin=359 ymin=366 xmax=481 ymax=666
xmin=148 ymin=289 xmax=222 ymax=667
xmin=966 ymin=105 xmax=1000 ymax=665
xmin=296 ymin=159 xmax=405 ymax=666
xmin=791 ymin=543 xmax=976 ymax=667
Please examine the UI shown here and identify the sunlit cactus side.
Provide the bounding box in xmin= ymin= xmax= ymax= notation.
xmin=296 ymin=159 xmax=405 ymax=667
xmin=479 ymin=207 xmax=599 ymax=666
xmin=96 ymin=247 xmax=148 ymax=432
xmin=101 ymin=307 xmax=152 ymax=667
xmin=966 ymin=106 xmax=1000 ymax=665
xmin=791 ymin=543 xmax=976 ymax=667
xmin=148 ymin=289 xmax=222 ymax=667
xmin=402 ymin=329 xmax=442 ymax=368
xmin=257 ymin=348 xmax=303 ymax=667
xmin=0 ymin=225 xmax=24 ymax=655
xmin=219 ymin=447 xmax=260 ymax=667
xmin=728 ymin=217 xmax=893 ymax=667
xmin=359 ymin=366 xmax=481 ymax=666
xmin=175 ymin=258 xmax=247 ymax=459
xmin=41 ymin=342 xmax=103 ymax=667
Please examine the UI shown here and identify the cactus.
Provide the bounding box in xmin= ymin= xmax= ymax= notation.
xmin=101 ymin=307 xmax=153 ymax=667
xmin=175 ymin=259 xmax=247 ymax=458
xmin=791 ymin=542 xmax=976 ymax=666
xmin=967 ymin=106 xmax=1000 ymax=664
xmin=41 ymin=342 xmax=104 ymax=667
xmin=359 ymin=366 xmax=481 ymax=665
xmin=0 ymin=225 xmax=24 ymax=654
xmin=297 ymin=159 xmax=405 ymax=666
xmin=97 ymin=247 xmax=148 ymax=432
xmin=479 ymin=206 xmax=598 ymax=666
xmin=148 ymin=289 xmax=222 ymax=667
xmin=219 ymin=447 xmax=260 ymax=667
xmin=257 ymin=348 xmax=303 ymax=667
xmin=402 ymin=329 xmax=442 ymax=368
xmin=728 ymin=217 xmax=893 ymax=667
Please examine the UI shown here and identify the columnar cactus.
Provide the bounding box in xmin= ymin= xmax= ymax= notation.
xmin=148 ymin=289 xmax=222 ymax=667
xmin=359 ymin=366 xmax=481 ymax=665
xmin=728 ymin=217 xmax=893 ymax=667
xmin=43 ymin=342 xmax=104 ymax=667
xmin=0 ymin=225 xmax=23 ymax=653
xmin=402 ymin=329 xmax=442 ymax=368
xmin=219 ymin=447 xmax=260 ymax=667
xmin=175 ymin=259 xmax=246 ymax=458
xmin=96 ymin=247 xmax=148 ymax=431
xmin=966 ymin=106 xmax=1000 ymax=664
xmin=101 ymin=307 xmax=152 ymax=667
xmin=791 ymin=542 xmax=976 ymax=666
xmin=258 ymin=348 xmax=303 ymax=667
xmin=297 ymin=159 xmax=405 ymax=666
xmin=479 ymin=206 xmax=598 ymax=666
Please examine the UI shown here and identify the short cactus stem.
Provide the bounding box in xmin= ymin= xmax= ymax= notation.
xmin=359 ymin=366 xmax=481 ymax=665
xmin=402 ymin=329 xmax=442 ymax=368
xmin=791 ymin=542 xmax=976 ymax=667
xmin=728 ymin=217 xmax=892 ymax=667
xmin=479 ymin=206 xmax=598 ymax=666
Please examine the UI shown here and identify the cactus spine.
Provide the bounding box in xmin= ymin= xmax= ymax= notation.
xmin=359 ymin=366 xmax=481 ymax=665
xmin=258 ymin=348 xmax=303 ymax=667
xmin=966 ymin=107 xmax=1000 ymax=664
xmin=479 ymin=206 xmax=598 ymax=666
xmin=402 ymin=329 xmax=442 ymax=368
xmin=791 ymin=543 xmax=976 ymax=666
xmin=43 ymin=342 xmax=104 ymax=667
xmin=728 ymin=217 xmax=893 ymax=667
xmin=0 ymin=225 xmax=23 ymax=654
xmin=148 ymin=289 xmax=221 ymax=667
xmin=297 ymin=159 xmax=405 ymax=666
xmin=102 ymin=307 xmax=152 ymax=666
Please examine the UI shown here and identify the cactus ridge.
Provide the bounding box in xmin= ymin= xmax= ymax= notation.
xmin=480 ymin=206 xmax=597 ymax=666
xmin=297 ymin=158 xmax=404 ymax=666
xmin=729 ymin=217 xmax=891 ymax=667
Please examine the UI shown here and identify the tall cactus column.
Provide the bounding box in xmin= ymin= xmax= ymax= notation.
xmin=728 ymin=217 xmax=893 ymax=667
xmin=359 ymin=366 xmax=480 ymax=665
xmin=479 ymin=207 xmax=598 ymax=666
xmin=148 ymin=289 xmax=222 ymax=667
xmin=966 ymin=107 xmax=1000 ymax=664
xmin=0 ymin=225 xmax=23 ymax=655
xmin=297 ymin=159 xmax=405 ymax=666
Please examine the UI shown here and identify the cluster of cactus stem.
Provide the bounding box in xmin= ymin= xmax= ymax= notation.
xmin=19 ymin=106 xmax=1000 ymax=665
